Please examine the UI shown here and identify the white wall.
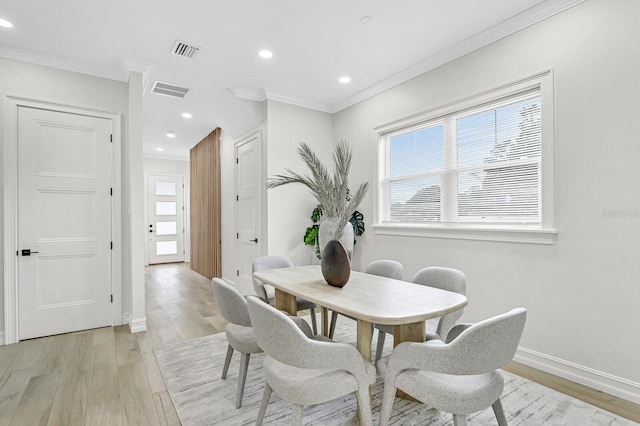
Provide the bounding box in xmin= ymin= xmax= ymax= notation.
xmin=143 ymin=158 xmax=191 ymax=264
xmin=265 ymin=101 xmax=334 ymax=266
xmin=220 ymin=129 xmax=238 ymax=283
xmin=0 ymin=57 xmax=133 ymax=340
xmin=331 ymin=0 xmax=640 ymax=402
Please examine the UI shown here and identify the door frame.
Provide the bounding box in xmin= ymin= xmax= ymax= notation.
xmin=234 ymin=128 xmax=266 ymax=284
xmin=3 ymin=96 xmax=122 ymax=344
xmin=144 ymin=172 xmax=187 ymax=265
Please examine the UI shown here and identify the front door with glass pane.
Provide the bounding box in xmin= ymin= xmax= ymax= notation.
xmin=147 ymin=175 xmax=185 ymax=264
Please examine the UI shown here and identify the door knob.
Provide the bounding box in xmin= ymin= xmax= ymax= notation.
xmin=250 ymin=238 xmax=258 ymax=243
xmin=21 ymin=249 xmax=39 ymax=256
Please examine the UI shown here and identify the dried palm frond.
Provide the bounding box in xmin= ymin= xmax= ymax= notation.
xmin=267 ymin=140 xmax=369 ymax=240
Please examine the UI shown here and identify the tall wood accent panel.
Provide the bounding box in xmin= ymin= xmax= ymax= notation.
xmin=190 ymin=128 xmax=222 ymax=278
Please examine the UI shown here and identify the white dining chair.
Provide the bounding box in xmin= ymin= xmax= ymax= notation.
xmin=253 ymin=255 xmax=318 ymax=335
xmin=210 ymin=277 xmax=262 ymax=408
xmin=378 ymin=308 xmax=527 ymax=426
xmin=374 ymin=266 xmax=466 ymax=365
xmin=247 ymin=296 xmax=376 ymax=426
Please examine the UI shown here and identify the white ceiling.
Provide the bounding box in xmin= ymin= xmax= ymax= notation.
xmin=0 ymin=0 xmax=582 ymax=161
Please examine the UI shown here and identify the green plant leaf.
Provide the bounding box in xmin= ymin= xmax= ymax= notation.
xmin=350 ymin=210 xmax=365 ymax=236
xmin=304 ymin=225 xmax=319 ymax=246
xmin=311 ymin=205 xmax=323 ymax=223
xmin=315 ymin=241 xmax=322 ymax=260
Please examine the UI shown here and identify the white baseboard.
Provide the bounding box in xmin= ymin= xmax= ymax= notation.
xmin=0 ymin=331 xmax=5 ymax=346
xmin=129 ymin=316 xmax=147 ymax=333
xmin=122 ymin=312 xmax=131 ymax=325
xmin=515 ymin=347 xmax=640 ymax=405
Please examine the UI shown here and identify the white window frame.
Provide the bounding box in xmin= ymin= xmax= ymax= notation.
xmin=373 ymin=70 xmax=557 ymax=244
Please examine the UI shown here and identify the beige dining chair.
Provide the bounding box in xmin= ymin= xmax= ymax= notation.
xmin=210 ymin=277 xmax=262 ymax=409
xmin=378 ymin=308 xmax=527 ymax=426
xmin=374 ymin=266 xmax=466 ymax=365
xmin=328 ymin=259 xmax=403 ymax=339
xmin=253 ymin=255 xmax=318 ymax=335
xmin=246 ymin=296 xmax=376 ymax=426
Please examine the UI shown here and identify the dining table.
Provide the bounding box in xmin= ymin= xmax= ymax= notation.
xmin=252 ymin=264 xmax=468 ymax=362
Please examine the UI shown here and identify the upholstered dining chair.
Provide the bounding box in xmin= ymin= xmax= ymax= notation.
xmin=378 ymin=308 xmax=527 ymax=426
xmin=252 ymin=255 xmax=318 ymax=335
xmin=210 ymin=277 xmax=262 ymax=409
xmin=328 ymin=259 xmax=403 ymax=339
xmin=374 ymin=266 xmax=466 ymax=364
xmin=246 ymin=296 xmax=376 ymax=426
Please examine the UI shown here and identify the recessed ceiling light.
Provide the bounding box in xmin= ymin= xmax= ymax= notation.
xmin=339 ymin=76 xmax=351 ymax=84
xmin=157 ymin=148 xmax=165 ymax=152
xmin=181 ymin=112 xmax=192 ymax=118
xmin=166 ymin=131 xmax=176 ymax=138
xmin=259 ymin=50 xmax=273 ymax=59
xmin=0 ymin=18 xmax=13 ymax=28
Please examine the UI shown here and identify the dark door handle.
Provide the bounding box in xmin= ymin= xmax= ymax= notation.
xmin=250 ymin=238 xmax=258 ymax=243
xmin=21 ymin=249 xmax=39 ymax=256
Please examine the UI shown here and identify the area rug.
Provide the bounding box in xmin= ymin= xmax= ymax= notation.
xmin=154 ymin=315 xmax=635 ymax=425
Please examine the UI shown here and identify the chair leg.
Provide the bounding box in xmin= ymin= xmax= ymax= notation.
xmin=329 ymin=311 xmax=338 ymax=339
xmin=310 ymin=307 xmax=318 ymax=335
xmin=356 ymin=388 xmax=373 ymax=426
xmin=256 ymin=383 xmax=272 ymax=426
xmin=290 ymin=404 xmax=304 ymax=426
xmin=492 ymin=398 xmax=508 ymax=426
xmin=222 ymin=345 xmax=233 ymax=379
xmin=235 ymin=353 xmax=250 ymax=408
xmin=453 ymin=414 xmax=468 ymax=426
xmin=379 ymin=381 xmax=396 ymax=426
xmin=374 ymin=330 xmax=386 ymax=365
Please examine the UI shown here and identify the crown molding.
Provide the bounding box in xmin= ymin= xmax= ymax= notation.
xmin=0 ymin=43 xmax=127 ymax=82
xmin=231 ymin=87 xmax=334 ymax=114
xmin=331 ymin=0 xmax=587 ymax=113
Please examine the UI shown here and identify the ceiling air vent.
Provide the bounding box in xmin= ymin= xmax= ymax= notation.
xmin=151 ymin=81 xmax=190 ymax=99
xmin=171 ymin=40 xmax=200 ymax=59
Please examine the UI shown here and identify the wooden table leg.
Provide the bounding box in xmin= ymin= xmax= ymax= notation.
xmin=394 ymin=321 xmax=425 ymax=400
xmin=356 ymin=319 xmax=373 ymax=362
xmin=321 ymin=307 xmax=329 ymax=337
xmin=274 ymin=288 xmax=297 ymax=316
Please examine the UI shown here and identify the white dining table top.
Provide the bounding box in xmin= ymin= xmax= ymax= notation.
xmin=253 ymin=264 xmax=468 ymax=326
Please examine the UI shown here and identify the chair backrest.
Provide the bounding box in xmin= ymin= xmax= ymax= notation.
xmin=412 ymin=267 xmax=466 ymax=337
xmin=246 ymin=296 xmax=314 ymax=368
xmin=252 ymin=255 xmax=294 ymax=301
xmin=211 ymin=278 xmax=252 ymax=327
xmin=446 ymin=308 xmax=527 ymax=375
xmin=364 ymin=259 xmax=403 ymax=280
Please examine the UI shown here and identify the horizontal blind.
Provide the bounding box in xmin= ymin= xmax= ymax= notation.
xmin=456 ymin=95 xmax=541 ymax=222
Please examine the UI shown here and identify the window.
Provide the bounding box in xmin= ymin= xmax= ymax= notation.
xmin=375 ymin=72 xmax=556 ymax=244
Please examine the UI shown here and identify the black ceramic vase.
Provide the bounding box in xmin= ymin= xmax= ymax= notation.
xmin=320 ymin=240 xmax=351 ymax=287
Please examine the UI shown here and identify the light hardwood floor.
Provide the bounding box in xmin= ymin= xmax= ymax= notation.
xmin=0 ymin=262 xmax=638 ymax=425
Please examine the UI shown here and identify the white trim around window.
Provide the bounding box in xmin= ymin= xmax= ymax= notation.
xmin=373 ymin=70 xmax=557 ymax=244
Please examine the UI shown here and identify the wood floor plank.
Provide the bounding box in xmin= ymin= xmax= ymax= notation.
xmin=114 ymin=325 xmax=143 ymax=367
xmin=86 ymin=340 xmax=123 ymax=425
xmin=142 ymin=352 xmax=166 ymax=394
xmin=46 ymin=333 xmax=93 ymax=426
xmin=0 ymin=368 xmax=33 ymax=426
xmin=7 ymin=339 xmax=46 ymax=372
xmin=10 ymin=371 xmax=61 ymax=426
xmin=0 ymin=343 xmax=18 ymax=380
xmin=118 ymin=361 xmax=160 ymax=426
xmin=32 ymin=334 xmax=69 ymax=377
xmin=152 ymin=391 xmax=181 ymax=426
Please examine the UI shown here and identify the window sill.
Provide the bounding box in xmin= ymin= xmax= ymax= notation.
xmin=372 ymin=223 xmax=557 ymax=245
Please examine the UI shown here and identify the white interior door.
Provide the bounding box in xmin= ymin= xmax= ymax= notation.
xmin=18 ymin=106 xmax=113 ymax=340
xmin=235 ymin=133 xmax=262 ymax=293
xmin=147 ymin=175 xmax=185 ymax=264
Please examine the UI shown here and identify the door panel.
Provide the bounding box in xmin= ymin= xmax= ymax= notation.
xmin=18 ymin=106 xmax=113 ymax=340
xmin=147 ymin=175 xmax=185 ymax=264
xmin=236 ymin=135 xmax=262 ymax=293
